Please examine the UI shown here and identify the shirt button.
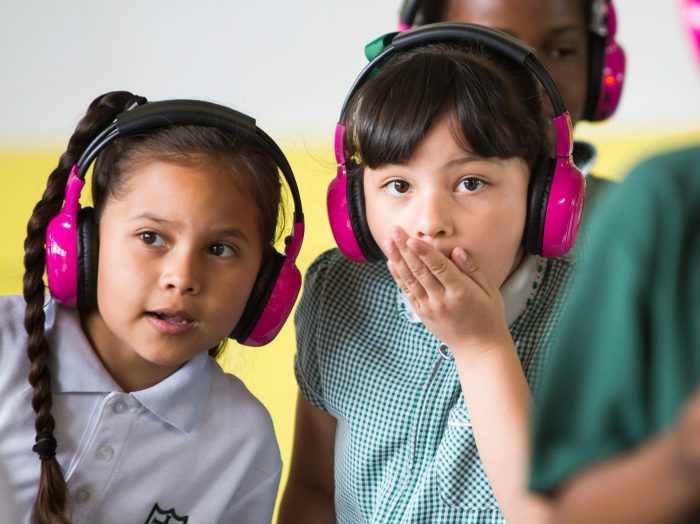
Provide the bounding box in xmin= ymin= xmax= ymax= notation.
xmin=113 ymin=401 xmax=127 ymax=413
xmin=75 ymin=489 xmax=90 ymax=504
xmin=96 ymin=444 xmax=114 ymax=461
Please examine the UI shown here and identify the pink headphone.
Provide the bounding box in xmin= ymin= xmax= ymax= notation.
xmin=585 ymin=0 xmax=626 ymax=121
xmin=398 ymin=0 xmax=626 ymax=123
xmin=683 ymin=0 xmax=700 ymax=63
xmin=45 ymin=99 xmax=304 ymax=347
xmin=327 ymin=23 xmax=585 ymax=263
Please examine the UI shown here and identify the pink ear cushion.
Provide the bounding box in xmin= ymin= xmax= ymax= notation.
xmin=243 ymin=258 xmax=302 ymax=347
xmin=594 ymin=42 xmax=626 ymax=121
xmin=46 ymin=209 xmax=79 ymax=308
xmin=541 ymin=159 xmax=585 ymax=258
xmin=327 ymin=166 xmax=369 ymax=263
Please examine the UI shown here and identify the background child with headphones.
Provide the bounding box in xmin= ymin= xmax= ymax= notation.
xmin=0 ymin=91 xmax=304 ymax=523
xmin=399 ymin=0 xmax=625 ymax=242
xmin=529 ymin=2 xmax=700 ymax=522
xmin=279 ymin=23 xmax=584 ymax=523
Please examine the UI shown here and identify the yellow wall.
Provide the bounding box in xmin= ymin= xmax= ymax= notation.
xmin=2 ymin=128 xmax=699 ymax=513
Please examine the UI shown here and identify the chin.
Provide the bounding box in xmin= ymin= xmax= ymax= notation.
xmin=138 ymin=343 xmax=195 ymax=369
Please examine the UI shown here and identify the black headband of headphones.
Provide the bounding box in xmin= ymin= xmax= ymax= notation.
xmin=77 ymin=99 xmax=304 ymax=225
xmin=339 ymin=23 xmax=565 ymax=123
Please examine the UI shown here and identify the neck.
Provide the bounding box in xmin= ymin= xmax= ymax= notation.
xmin=80 ymin=310 xmax=182 ymax=392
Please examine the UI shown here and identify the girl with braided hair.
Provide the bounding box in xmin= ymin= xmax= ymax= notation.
xmin=0 ymin=90 xmax=302 ymax=523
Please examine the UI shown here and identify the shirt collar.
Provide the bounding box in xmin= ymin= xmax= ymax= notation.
xmin=49 ymin=303 xmax=121 ymax=392
xmin=49 ymin=301 xmax=212 ymax=433
xmin=501 ymin=254 xmax=541 ymax=326
xmin=132 ymin=352 xmax=211 ymax=433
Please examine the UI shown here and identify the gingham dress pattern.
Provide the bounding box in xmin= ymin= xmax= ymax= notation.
xmin=295 ymin=248 xmax=574 ymax=523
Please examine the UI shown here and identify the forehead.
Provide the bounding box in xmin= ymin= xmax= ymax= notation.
xmin=112 ymin=161 xmax=252 ymax=217
xmin=445 ymin=0 xmax=587 ymax=36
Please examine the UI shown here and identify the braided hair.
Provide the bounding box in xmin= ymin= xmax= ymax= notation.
xmin=22 ymin=91 xmax=136 ymax=523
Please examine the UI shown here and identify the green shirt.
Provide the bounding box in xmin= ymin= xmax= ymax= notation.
xmin=530 ymin=145 xmax=700 ymax=495
xmin=295 ymin=248 xmax=574 ymax=523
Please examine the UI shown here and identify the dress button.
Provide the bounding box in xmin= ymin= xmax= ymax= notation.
xmin=96 ymin=444 xmax=114 ymax=461
xmin=113 ymin=401 xmax=127 ymax=413
xmin=74 ymin=488 xmax=90 ymax=504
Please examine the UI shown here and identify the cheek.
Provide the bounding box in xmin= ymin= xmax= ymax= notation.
xmin=94 ymin=237 xmax=151 ymax=307
xmin=212 ymin=257 xmax=263 ymax=321
xmin=95 ymin=256 xmax=139 ymax=318
xmin=467 ymin=203 xmax=527 ymax=281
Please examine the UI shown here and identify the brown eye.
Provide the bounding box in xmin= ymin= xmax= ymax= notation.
xmin=208 ymin=243 xmax=236 ymax=257
xmin=457 ymin=177 xmax=485 ymax=193
xmin=387 ymin=180 xmax=410 ymax=195
xmin=139 ymin=231 xmax=166 ymax=246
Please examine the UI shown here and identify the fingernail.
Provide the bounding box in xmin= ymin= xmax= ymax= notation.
xmin=390 ymin=227 xmax=401 ymax=241
xmin=455 ymin=247 xmax=467 ymax=264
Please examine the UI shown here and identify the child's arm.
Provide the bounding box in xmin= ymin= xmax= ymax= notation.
xmin=278 ymin=391 xmax=337 ymax=523
xmin=385 ymin=227 xmax=551 ymax=523
xmin=549 ymin=389 xmax=700 ymax=524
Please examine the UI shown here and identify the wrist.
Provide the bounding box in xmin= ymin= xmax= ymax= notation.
xmin=450 ymin=330 xmax=515 ymax=366
xmin=451 ymin=336 xmax=523 ymax=390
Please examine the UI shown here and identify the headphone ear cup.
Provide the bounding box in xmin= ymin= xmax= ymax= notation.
xmin=327 ymin=166 xmax=365 ymax=263
xmin=346 ymin=171 xmax=384 ymax=263
xmin=231 ymin=250 xmax=283 ymax=343
xmin=77 ymin=207 xmax=99 ymax=311
xmin=584 ymin=0 xmax=626 ymax=121
xmin=541 ymin=158 xmax=586 ymax=258
xmin=592 ymin=40 xmax=625 ymax=121
xmin=327 ymin=166 xmax=383 ymax=263
xmin=242 ymin=251 xmax=302 ymax=347
xmin=583 ymin=30 xmax=605 ymax=121
xmin=525 ymin=157 xmax=555 ymax=256
xmin=231 ymin=248 xmax=301 ymax=346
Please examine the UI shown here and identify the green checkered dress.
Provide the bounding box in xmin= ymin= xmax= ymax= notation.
xmin=295 ymin=248 xmax=574 ymax=523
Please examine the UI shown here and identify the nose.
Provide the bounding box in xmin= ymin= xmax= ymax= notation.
xmin=415 ymin=191 xmax=454 ymax=240
xmin=160 ymin=248 xmax=201 ymax=295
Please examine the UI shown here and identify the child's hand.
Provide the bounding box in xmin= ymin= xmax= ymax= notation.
xmin=672 ymin=388 xmax=700 ymax=492
xmin=384 ymin=226 xmax=512 ymax=358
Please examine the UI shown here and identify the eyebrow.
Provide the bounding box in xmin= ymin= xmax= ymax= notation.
xmin=445 ymin=155 xmax=485 ymax=168
xmin=367 ymin=155 xmax=486 ymax=173
xmin=129 ymin=213 xmax=252 ymax=245
xmin=499 ymin=25 xmax=583 ymax=39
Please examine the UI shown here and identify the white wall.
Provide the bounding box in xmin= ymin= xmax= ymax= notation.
xmin=0 ymin=0 xmax=698 ymax=146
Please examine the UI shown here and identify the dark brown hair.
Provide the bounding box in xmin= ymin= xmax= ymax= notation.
xmin=342 ymin=43 xmax=549 ymax=177
xmin=22 ymin=91 xmax=283 ymax=522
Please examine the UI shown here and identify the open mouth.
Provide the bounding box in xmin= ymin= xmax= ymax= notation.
xmin=147 ymin=312 xmax=195 ymax=325
xmin=145 ymin=310 xmax=198 ymax=335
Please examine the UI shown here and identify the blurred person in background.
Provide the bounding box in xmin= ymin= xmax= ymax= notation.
xmin=529 ymin=1 xmax=700 ymax=523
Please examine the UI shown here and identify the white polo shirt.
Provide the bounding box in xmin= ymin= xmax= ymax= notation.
xmin=0 ymin=295 xmax=281 ymax=524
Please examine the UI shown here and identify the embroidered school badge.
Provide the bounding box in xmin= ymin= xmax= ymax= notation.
xmin=144 ymin=503 xmax=189 ymax=523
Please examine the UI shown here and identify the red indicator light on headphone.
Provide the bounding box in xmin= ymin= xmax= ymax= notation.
xmin=605 ymin=74 xmax=617 ymax=87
